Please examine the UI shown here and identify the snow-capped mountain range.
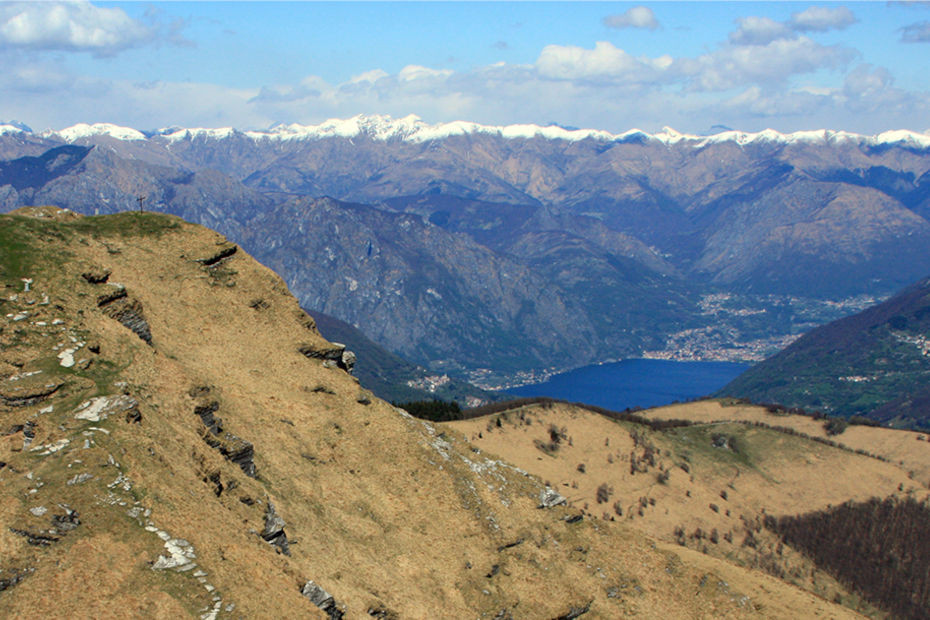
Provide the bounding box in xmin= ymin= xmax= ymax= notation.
xmin=3 ymin=114 xmax=930 ymax=149
xmin=3 ymin=111 xmax=930 ymax=379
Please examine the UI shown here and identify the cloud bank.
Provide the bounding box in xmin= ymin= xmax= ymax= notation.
xmin=1 ymin=3 xmax=927 ymax=136
xmin=0 ymin=1 xmax=150 ymax=54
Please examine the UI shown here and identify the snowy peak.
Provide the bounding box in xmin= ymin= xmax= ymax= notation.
xmin=45 ymin=123 xmax=146 ymax=142
xmin=158 ymin=126 xmax=240 ymax=142
xmin=244 ymin=114 xmax=616 ymax=143
xmin=15 ymin=115 xmax=930 ymax=150
xmin=0 ymin=120 xmax=32 ymax=135
xmin=159 ymin=116 xmax=930 ymax=149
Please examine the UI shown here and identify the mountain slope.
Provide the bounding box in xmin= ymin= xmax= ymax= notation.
xmin=0 ymin=206 xmax=838 ymax=618
xmin=3 ymin=116 xmax=930 ymax=381
xmin=446 ymin=399 xmax=930 ymax=617
xmin=718 ymin=276 xmax=930 ymax=427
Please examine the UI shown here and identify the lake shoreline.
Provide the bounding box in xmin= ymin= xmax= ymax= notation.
xmin=506 ymin=358 xmax=750 ymax=412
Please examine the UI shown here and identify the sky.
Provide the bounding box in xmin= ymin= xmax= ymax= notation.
xmin=1 ymin=1 xmax=929 ymax=135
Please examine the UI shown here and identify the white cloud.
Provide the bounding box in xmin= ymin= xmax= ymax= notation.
xmin=729 ymin=8 xmax=856 ymax=46
xmin=900 ymin=20 xmax=930 ymax=42
xmin=603 ymin=7 xmax=659 ymax=31
xmin=844 ymin=64 xmax=894 ymax=98
xmin=398 ymin=65 xmax=453 ymax=82
xmin=789 ymin=6 xmax=857 ymax=32
xmin=679 ymin=36 xmax=856 ymax=92
xmin=729 ymin=17 xmax=793 ymax=46
xmin=1 ymin=5 xmax=925 ymax=137
xmin=0 ymin=1 xmax=151 ymax=55
xmin=535 ymin=41 xmax=671 ymax=84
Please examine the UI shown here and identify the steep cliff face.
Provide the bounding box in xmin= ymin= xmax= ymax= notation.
xmin=0 ymin=207 xmax=833 ymax=618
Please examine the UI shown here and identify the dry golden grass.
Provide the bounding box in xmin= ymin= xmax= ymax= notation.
xmin=647 ymin=400 xmax=930 ymax=486
xmin=0 ymin=209 xmax=836 ymax=618
xmin=448 ymin=400 xmax=930 ymax=617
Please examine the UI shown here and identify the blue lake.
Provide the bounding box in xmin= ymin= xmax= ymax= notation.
xmin=507 ymin=359 xmax=751 ymax=412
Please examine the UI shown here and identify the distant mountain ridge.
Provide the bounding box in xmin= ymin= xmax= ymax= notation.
xmin=3 ymin=114 xmax=930 ymax=382
xmin=13 ymin=114 xmax=930 ymax=149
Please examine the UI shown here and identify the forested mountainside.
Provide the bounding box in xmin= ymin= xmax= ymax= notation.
xmin=2 ymin=117 xmax=929 ymax=382
xmin=719 ymin=275 xmax=930 ymax=428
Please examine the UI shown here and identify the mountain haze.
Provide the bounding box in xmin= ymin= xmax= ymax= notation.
xmin=2 ymin=116 xmax=930 ymax=382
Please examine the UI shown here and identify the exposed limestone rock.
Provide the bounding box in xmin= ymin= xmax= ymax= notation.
xmin=300 ymin=580 xmax=344 ymax=620
xmin=57 ymin=345 xmax=82 ymax=368
xmin=261 ymin=502 xmax=290 ymax=555
xmin=339 ymin=349 xmax=356 ymax=373
xmin=66 ymin=473 xmax=93 ymax=485
xmin=150 ymin=532 xmax=197 ymax=571
xmin=30 ymin=438 xmax=70 ymax=456
xmin=298 ymin=343 xmax=356 ymax=373
xmin=73 ymin=395 xmax=139 ymax=423
xmin=194 ymin=401 xmax=256 ymax=477
xmin=538 ymin=487 xmax=567 ymax=509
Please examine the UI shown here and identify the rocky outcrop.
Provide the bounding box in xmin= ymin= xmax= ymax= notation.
xmin=0 ymin=380 xmax=63 ymax=408
xmin=261 ymin=502 xmax=289 ymax=556
xmin=552 ymin=601 xmax=592 ymax=620
xmin=73 ymin=395 xmax=139 ymax=423
xmin=94 ymin=284 xmax=127 ymax=307
xmin=195 ymin=243 xmax=238 ymax=267
xmin=538 ymin=487 xmax=567 ymax=509
xmin=298 ymin=343 xmax=356 ymax=373
xmin=92 ymin=281 xmax=152 ymax=345
xmin=193 ymin=401 xmax=256 ymax=477
xmin=100 ymin=297 xmax=152 ymax=344
xmin=80 ymin=268 xmax=110 ymax=284
xmin=9 ymin=506 xmax=80 ymax=547
xmin=0 ymin=568 xmax=34 ymax=593
xmin=300 ymin=580 xmax=344 ymax=620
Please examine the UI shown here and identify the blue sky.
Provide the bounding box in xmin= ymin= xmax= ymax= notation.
xmin=1 ymin=1 xmax=929 ymax=134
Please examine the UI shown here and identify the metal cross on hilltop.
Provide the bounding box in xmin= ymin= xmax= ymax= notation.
xmin=137 ymin=195 xmax=146 ymax=212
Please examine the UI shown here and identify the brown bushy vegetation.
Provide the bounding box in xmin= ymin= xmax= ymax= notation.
xmin=750 ymin=400 xmax=882 ymax=429
xmin=766 ymin=497 xmax=930 ymax=619
xmin=393 ymin=399 xmax=462 ymax=421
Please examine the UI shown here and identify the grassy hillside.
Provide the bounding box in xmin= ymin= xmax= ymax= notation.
xmin=0 ymin=206 xmax=847 ymax=618
xmin=718 ymin=276 xmax=930 ymax=428
xmin=447 ymin=399 xmax=930 ymax=617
